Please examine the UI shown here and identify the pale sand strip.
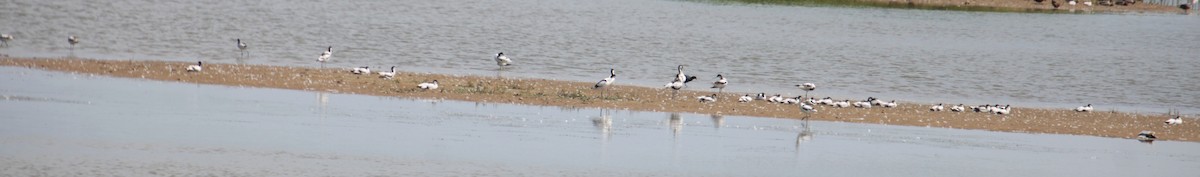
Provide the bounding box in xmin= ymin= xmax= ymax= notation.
xmin=2 ymin=57 xmax=1194 ymax=142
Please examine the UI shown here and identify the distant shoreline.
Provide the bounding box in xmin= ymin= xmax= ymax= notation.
xmin=716 ymin=0 xmax=1189 ymax=14
xmin=2 ymin=57 xmax=1196 ymax=142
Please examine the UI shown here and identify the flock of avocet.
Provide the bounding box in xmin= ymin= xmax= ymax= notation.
xmin=2 ymin=34 xmax=1187 ymax=139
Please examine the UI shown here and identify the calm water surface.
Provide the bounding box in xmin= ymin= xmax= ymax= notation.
xmin=2 ymin=67 xmax=1200 ymax=176
xmin=0 ymin=0 xmax=1197 ymax=113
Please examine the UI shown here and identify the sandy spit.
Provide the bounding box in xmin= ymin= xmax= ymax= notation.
xmin=2 ymin=57 xmax=1195 ymax=142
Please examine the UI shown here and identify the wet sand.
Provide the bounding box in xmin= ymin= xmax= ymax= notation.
xmin=2 ymin=57 xmax=1196 ymax=142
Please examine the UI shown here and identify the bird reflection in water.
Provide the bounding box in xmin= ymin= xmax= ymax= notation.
xmin=592 ymin=109 xmax=613 ymax=141
xmin=796 ymin=119 xmax=813 ymax=153
xmin=670 ymin=113 xmax=683 ymax=139
xmin=711 ymin=114 xmax=724 ymax=130
xmin=316 ymin=91 xmax=329 ymax=113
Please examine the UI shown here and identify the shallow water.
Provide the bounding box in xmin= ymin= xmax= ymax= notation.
xmin=0 ymin=1 xmax=1197 ymax=111
xmin=2 ymin=67 xmax=1199 ymax=176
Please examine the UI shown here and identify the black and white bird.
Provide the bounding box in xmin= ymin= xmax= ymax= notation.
xmin=698 ymin=94 xmax=717 ymax=103
xmin=711 ymin=74 xmax=727 ymax=93
xmin=853 ymin=100 xmax=872 ymax=108
xmin=950 ymin=104 xmax=965 ymax=112
xmin=754 ymin=93 xmax=768 ymax=100
xmin=0 ymin=33 xmax=12 ymax=47
xmin=738 ymin=94 xmax=753 ymax=102
xmin=930 ymin=103 xmax=944 ymax=112
xmin=767 ymin=94 xmax=784 ymax=103
xmin=594 ymin=69 xmax=616 ymax=97
xmin=351 ymin=66 xmax=370 ymax=75
xmin=817 ymin=97 xmax=834 ymax=105
xmin=1165 ymin=116 xmax=1183 ymax=125
xmin=995 ymin=105 xmax=1011 ymax=115
xmin=800 ymin=102 xmax=817 ymax=113
xmin=237 ymin=39 xmax=248 ymax=56
xmin=378 ymin=66 xmax=396 ymax=79
xmin=1137 ymin=130 xmax=1156 ymax=141
xmin=67 ymin=35 xmax=79 ymax=50
xmin=1075 ymin=104 xmax=1093 ymax=112
xmin=782 ymin=96 xmax=803 ymax=104
xmin=832 ymin=100 xmax=851 ymax=108
xmin=674 ymin=65 xmax=687 ymax=83
xmin=868 ymin=97 xmax=884 ymax=106
xmin=186 ymin=61 xmax=203 ymax=72
xmin=494 ymin=52 xmax=513 ymax=69
xmin=882 ymin=100 xmax=898 ymax=108
xmin=796 ymin=82 xmax=816 ymax=98
xmin=664 ymin=79 xmax=684 ymax=97
xmin=418 ymin=80 xmax=439 ymax=90
xmin=317 ymin=46 xmax=332 ymax=67
xmin=1137 ymin=131 xmax=1157 ymax=141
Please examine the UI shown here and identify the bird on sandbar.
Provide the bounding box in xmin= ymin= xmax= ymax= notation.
xmin=186 ymin=61 xmax=203 ymax=72
xmin=418 ymin=80 xmax=440 ymax=90
xmin=317 ymin=46 xmax=332 ymax=67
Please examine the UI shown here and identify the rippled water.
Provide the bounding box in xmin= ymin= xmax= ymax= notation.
xmin=0 ymin=0 xmax=1197 ymax=113
xmin=3 ymin=66 xmax=1200 ymax=176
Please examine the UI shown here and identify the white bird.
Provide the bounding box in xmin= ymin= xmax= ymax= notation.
xmin=832 ymin=100 xmax=851 ymax=108
xmin=378 ymin=66 xmax=396 ymax=78
xmin=738 ymin=94 xmax=753 ymax=102
xmin=754 ymin=93 xmax=767 ymax=100
xmin=594 ymin=69 xmax=616 ymax=97
xmin=494 ymin=52 xmax=513 ymax=69
xmin=351 ymin=66 xmax=370 ymax=75
xmin=800 ymin=102 xmax=817 ymax=113
xmin=1165 ymin=116 xmax=1183 ymax=125
xmin=711 ymin=74 xmax=727 ymax=93
xmin=817 ymin=97 xmax=834 ymax=105
xmin=882 ymin=100 xmax=898 ymax=108
xmin=698 ymin=94 xmax=717 ymax=103
xmin=930 ymin=103 xmax=944 ymax=112
xmin=0 ymin=33 xmax=13 ymax=47
xmin=995 ymin=105 xmax=1011 ymax=115
xmin=667 ymin=79 xmax=686 ymax=91
xmin=868 ymin=97 xmax=884 ymax=106
xmin=1083 ymin=1 xmax=1093 ymax=6
xmin=317 ymin=46 xmax=332 ymax=67
xmin=237 ymin=39 xmax=248 ymax=56
xmin=67 ymin=35 xmax=79 ymax=50
xmin=767 ymin=94 xmax=784 ymax=103
xmin=418 ymin=80 xmax=439 ymax=90
xmin=972 ymin=105 xmax=989 ymax=113
xmin=1075 ymin=104 xmax=1093 ymax=112
xmin=674 ymin=65 xmax=687 ymax=83
xmin=796 ymin=82 xmax=816 ymax=98
xmin=782 ymin=96 xmax=802 ymax=104
xmin=1069 ymin=0 xmax=1077 ymax=5
xmin=797 ymin=83 xmax=816 ymax=91
xmin=950 ymin=104 xmax=965 ymax=112
xmin=185 ymin=61 xmax=202 ymax=72
xmin=988 ymin=104 xmax=1003 ymax=113
xmin=853 ymin=100 xmax=872 ymax=108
